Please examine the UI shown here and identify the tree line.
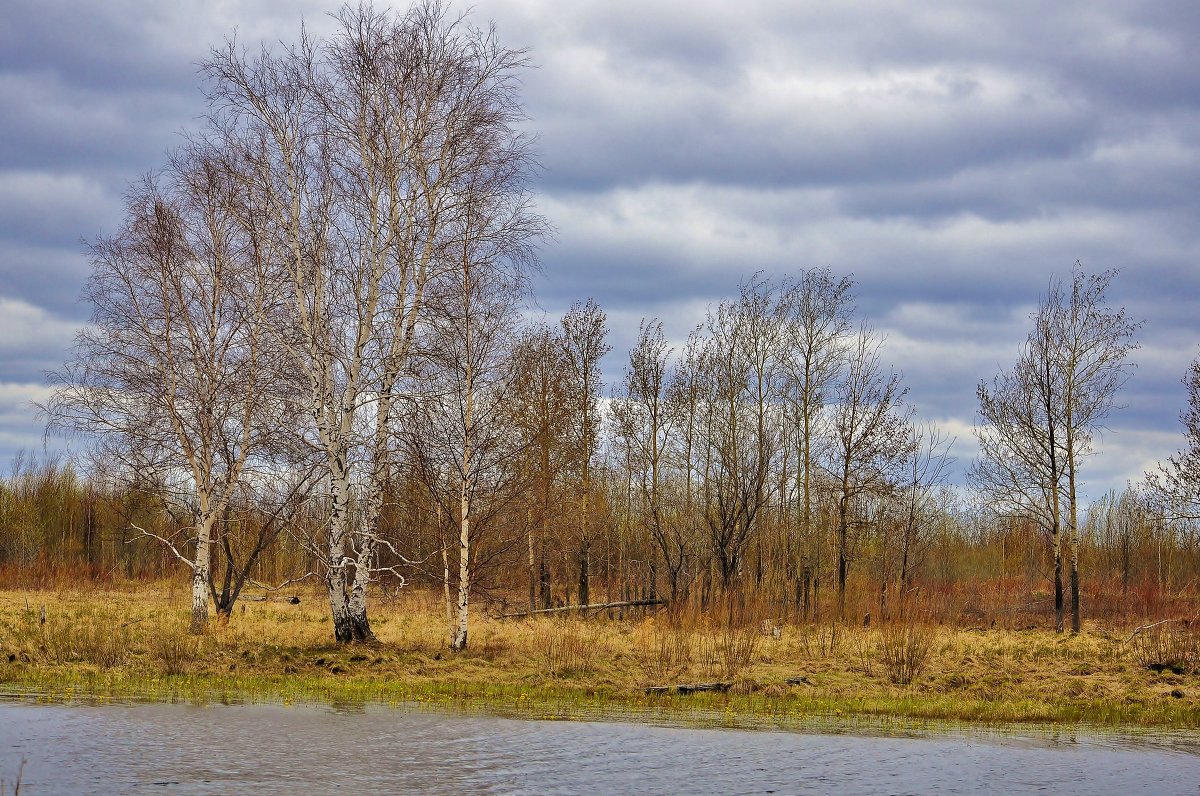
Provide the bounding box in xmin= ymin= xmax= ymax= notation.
xmin=5 ymin=2 xmax=1199 ymax=647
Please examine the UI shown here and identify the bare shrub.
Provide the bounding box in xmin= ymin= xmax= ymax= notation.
xmin=1128 ymin=621 xmax=1199 ymax=674
xmin=848 ymin=628 xmax=875 ymax=676
xmin=535 ymin=622 xmax=589 ymax=678
xmin=799 ymin=621 xmax=842 ymax=658
xmin=878 ymin=621 xmax=933 ymax=685
xmin=637 ymin=621 xmax=691 ymax=683
xmin=151 ymin=625 xmax=201 ymax=675
xmin=717 ymin=619 xmax=759 ymax=681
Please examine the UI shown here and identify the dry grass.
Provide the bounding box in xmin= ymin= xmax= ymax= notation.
xmin=0 ymin=584 xmax=1199 ymax=728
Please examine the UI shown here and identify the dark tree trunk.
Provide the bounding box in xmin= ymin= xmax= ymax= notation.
xmin=578 ymin=540 xmax=590 ymax=607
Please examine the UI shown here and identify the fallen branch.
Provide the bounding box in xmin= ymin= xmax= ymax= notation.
xmin=240 ymin=595 xmax=301 ymax=605
xmin=1125 ymin=618 xmax=1178 ymax=643
xmin=496 ymin=599 xmax=667 ymax=619
xmin=645 ymin=682 xmax=731 ymax=696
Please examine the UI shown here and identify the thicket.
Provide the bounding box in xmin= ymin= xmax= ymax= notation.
xmin=2 ymin=452 xmax=1198 ymax=628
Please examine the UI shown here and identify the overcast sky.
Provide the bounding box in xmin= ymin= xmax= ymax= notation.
xmin=1 ymin=0 xmax=1197 ymax=501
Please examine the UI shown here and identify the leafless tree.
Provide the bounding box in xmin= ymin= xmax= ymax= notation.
xmin=202 ymin=1 xmax=535 ymax=642
xmin=561 ymin=299 xmax=610 ymax=605
xmin=1045 ymin=267 xmax=1140 ymax=632
xmin=825 ymin=328 xmax=912 ymax=618
xmin=613 ymin=320 xmax=686 ymax=599
xmin=1148 ymin=355 xmax=1200 ymax=521
xmin=972 ymin=311 xmax=1068 ymax=630
xmin=895 ymin=423 xmax=955 ymax=598
xmin=777 ymin=268 xmax=855 ymax=614
xmin=407 ymin=131 xmax=541 ymax=650
xmin=696 ymin=279 xmax=783 ymax=593
xmin=510 ymin=325 xmax=573 ymax=609
xmin=45 ymin=145 xmax=281 ymax=633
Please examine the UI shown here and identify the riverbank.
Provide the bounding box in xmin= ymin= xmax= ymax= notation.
xmin=1 ymin=585 xmax=1197 ymax=730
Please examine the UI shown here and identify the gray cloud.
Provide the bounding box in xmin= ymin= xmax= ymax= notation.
xmin=2 ymin=0 xmax=1198 ymax=501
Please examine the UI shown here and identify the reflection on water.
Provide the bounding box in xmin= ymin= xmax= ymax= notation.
xmin=1 ymin=698 xmax=1199 ymax=795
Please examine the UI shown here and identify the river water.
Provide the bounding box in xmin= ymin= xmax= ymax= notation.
xmin=2 ymin=700 xmax=1199 ymax=795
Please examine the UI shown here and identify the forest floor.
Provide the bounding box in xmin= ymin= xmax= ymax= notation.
xmin=1 ymin=583 xmax=1198 ymax=732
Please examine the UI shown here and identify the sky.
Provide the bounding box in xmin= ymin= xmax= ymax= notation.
xmin=1 ymin=0 xmax=1198 ymax=501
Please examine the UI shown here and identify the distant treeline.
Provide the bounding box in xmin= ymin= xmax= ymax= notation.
xmin=2 ymin=450 xmax=1198 ymax=625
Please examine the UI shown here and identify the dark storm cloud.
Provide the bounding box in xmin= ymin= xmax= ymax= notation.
xmin=1 ymin=0 xmax=1197 ymax=495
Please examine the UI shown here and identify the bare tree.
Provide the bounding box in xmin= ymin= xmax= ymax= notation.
xmin=510 ymin=325 xmax=572 ymax=609
xmin=46 ymin=145 xmax=279 ymax=633
xmin=1045 ymin=267 xmax=1141 ymax=632
xmin=203 ymin=1 xmax=534 ymax=642
xmin=612 ymin=320 xmax=684 ymax=599
xmin=972 ymin=311 xmax=1068 ymax=630
xmin=409 ymin=128 xmax=541 ymax=650
xmin=895 ymin=423 xmax=955 ymax=597
xmin=696 ymin=279 xmax=783 ymax=593
xmin=1148 ymin=355 xmax=1200 ymax=520
xmin=777 ymin=268 xmax=855 ymax=614
xmin=825 ymin=328 xmax=912 ymax=618
xmin=561 ymin=299 xmax=610 ymax=605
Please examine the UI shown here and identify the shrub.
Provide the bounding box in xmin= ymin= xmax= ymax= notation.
xmin=1128 ymin=621 xmax=1199 ymax=674
xmin=150 ymin=625 xmax=201 ymax=675
xmin=879 ymin=621 xmax=934 ymax=685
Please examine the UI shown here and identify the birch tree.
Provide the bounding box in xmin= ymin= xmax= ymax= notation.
xmin=612 ymin=320 xmax=684 ymax=598
xmin=409 ymin=123 xmax=541 ymax=650
xmin=972 ymin=315 xmax=1068 ymax=630
xmin=510 ymin=326 xmax=572 ymax=609
xmin=777 ymin=268 xmax=854 ymax=613
xmin=46 ymin=145 xmax=278 ymax=633
xmin=697 ymin=281 xmax=783 ymax=592
xmin=1045 ymin=267 xmax=1140 ymax=632
xmin=203 ymin=1 xmax=535 ymax=642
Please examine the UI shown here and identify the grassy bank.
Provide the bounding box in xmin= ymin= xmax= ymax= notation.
xmin=1 ymin=584 xmax=1198 ymax=731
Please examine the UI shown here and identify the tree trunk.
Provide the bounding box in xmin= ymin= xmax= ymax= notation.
xmin=189 ymin=513 xmax=215 ymax=634
xmin=578 ymin=538 xmax=590 ymax=608
xmin=1053 ymin=528 xmax=1064 ymax=633
xmin=452 ymin=482 xmax=470 ymax=651
xmin=1069 ymin=532 xmax=1081 ymax=634
xmin=837 ymin=493 xmax=849 ymax=619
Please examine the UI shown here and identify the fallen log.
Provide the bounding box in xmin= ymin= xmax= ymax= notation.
xmin=240 ymin=595 xmax=301 ymax=605
xmin=496 ymin=598 xmax=666 ymax=619
xmin=645 ymin=682 xmax=732 ymax=696
xmin=785 ymin=675 xmax=812 ymax=686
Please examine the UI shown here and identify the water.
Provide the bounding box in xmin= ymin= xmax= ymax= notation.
xmin=2 ymin=700 xmax=1199 ymax=795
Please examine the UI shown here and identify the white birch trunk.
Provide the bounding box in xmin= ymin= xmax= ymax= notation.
xmin=326 ymin=454 xmax=356 ymax=642
xmin=452 ymin=482 xmax=470 ymax=650
xmin=189 ymin=513 xmax=216 ymax=634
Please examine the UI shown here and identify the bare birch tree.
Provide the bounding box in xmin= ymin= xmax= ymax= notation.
xmin=972 ymin=315 xmax=1068 ymax=630
xmin=895 ymin=423 xmax=955 ymax=597
xmin=46 ymin=145 xmax=279 ymax=633
xmin=697 ymin=280 xmax=783 ymax=592
xmin=203 ymin=1 xmax=535 ymax=642
xmin=1045 ymin=267 xmax=1140 ymax=632
xmin=777 ymin=268 xmax=855 ymax=614
xmin=408 ymin=121 xmax=541 ymax=650
xmin=510 ymin=326 xmax=573 ymax=609
xmin=613 ymin=320 xmax=685 ymax=599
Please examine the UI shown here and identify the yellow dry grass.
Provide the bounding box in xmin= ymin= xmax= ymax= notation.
xmin=1 ymin=583 xmax=1198 ymax=729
